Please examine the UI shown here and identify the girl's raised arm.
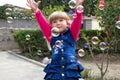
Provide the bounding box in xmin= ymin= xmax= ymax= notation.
xmin=27 ymin=0 xmax=51 ymax=42
xmin=70 ymin=1 xmax=84 ymax=41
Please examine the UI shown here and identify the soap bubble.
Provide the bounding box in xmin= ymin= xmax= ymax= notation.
xmin=68 ymin=0 xmax=76 ymax=9
xmin=62 ymin=0 xmax=66 ymax=3
xmin=42 ymin=57 xmax=50 ymax=64
xmin=99 ymin=42 xmax=107 ymax=51
xmin=37 ymin=50 xmax=42 ymax=56
xmin=115 ymin=20 xmax=120 ymax=29
xmin=78 ymin=49 xmax=85 ymax=57
xmin=7 ymin=17 xmax=13 ymax=23
xmin=91 ymin=36 xmax=99 ymax=45
xmin=84 ymin=43 xmax=89 ymax=49
xmin=51 ymin=27 xmax=60 ymax=37
xmin=5 ymin=8 xmax=12 ymax=16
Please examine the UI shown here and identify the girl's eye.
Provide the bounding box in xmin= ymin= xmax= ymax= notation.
xmin=53 ymin=20 xmax=57 ymax=23
xmin=59 ymin=19 xmax=63 ymax=22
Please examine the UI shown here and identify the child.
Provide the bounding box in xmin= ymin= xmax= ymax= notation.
xmin=27 ymin=0 xmax=84 ymax=80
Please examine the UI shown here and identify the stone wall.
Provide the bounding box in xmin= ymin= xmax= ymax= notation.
xmin=0 ymin=19 xmax=40 ymax=51
xmin=0 ymin=28 xmax=19 ymax=51
xmin=0 ymin=19 xmax=39 ymax=29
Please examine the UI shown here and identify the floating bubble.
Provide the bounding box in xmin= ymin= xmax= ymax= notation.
xmin=26 ymin=34 xmax=31 ymax=40
xmin=42 ymin=57 xmax=50 ymax=64
xmin=68 ymin=0 xmax=76 ymax=9
xmin=84 ymin=43 xmax=89 ymax=49
xmin=51 ymin=27 xmax=60 ymax=37
xmin=97 ymin=17 xmax=102 ymax=21
xmin=78 ymin=49 xmax=85 ymax=57
xmin=99 ymin=42 xmax=107 ymax=51
xmin=91 ymin=36 xmax=99 ymax=45
xmin=68 ymin=10 xmax=74 ymax=15
xmin=115 ymin=20 xmax=120 ymax=29
xmin=5 ymin=8 xmax=12 ymax=16
xmin=7 ymin=17 xmax=13 ymax=23
xmin=99 ymin=0 xmax=104 ymax=10
xmin=62 ymin=0 xmax=66 ymax=3
xmin=37 ymin=50 xmax=42 ymax=56
xmin=99 ymin=4 xmax=104 ymax=10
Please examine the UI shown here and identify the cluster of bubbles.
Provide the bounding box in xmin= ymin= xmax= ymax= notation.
xmin=77 ymin=36 xmax=108 ymax=57
xmin=91 ymin=36 xmax=107 ymax=51
xmin=5 ymin=8 xmax=13 ymax=24
xmin=98 ymin=0 xmax=120 ymax=29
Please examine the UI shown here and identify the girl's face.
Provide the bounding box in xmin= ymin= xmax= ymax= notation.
xmin=51 ymin=18 xmax=68 ymax=32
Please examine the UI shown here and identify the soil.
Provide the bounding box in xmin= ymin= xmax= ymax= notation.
xmin=78 ymin=54 xmax=120 ymax=80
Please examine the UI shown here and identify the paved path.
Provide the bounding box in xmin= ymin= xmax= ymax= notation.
xmin=0 ymin=51 xmax=120 ymax=80
xmin=0 ymin=51 xmax=45 ymax=80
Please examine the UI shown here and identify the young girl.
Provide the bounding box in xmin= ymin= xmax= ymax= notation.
xmin=27 ymin=0 xmax=84 ymax=80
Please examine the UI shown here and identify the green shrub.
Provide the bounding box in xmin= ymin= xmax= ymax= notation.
xmin=13 ymin=29 xmax=120 ymax=57
xmin=13 ymin=29 xmax=49 ymax=54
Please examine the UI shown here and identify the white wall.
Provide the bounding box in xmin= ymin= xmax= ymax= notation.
xmin=92 ymin=18 xmax=102 ymax=30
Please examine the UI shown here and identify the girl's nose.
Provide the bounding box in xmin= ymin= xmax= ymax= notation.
xmin=56 ymin=21 xmax=60 ymax=24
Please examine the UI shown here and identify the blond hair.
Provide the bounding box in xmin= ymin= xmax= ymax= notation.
xmin=48 ymin=11 xmax=70 ymax=25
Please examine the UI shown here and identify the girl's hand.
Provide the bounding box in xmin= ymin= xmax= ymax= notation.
xmin=76 ymin=5 xmax=84 ymax=12
xmin=76 ymin=0 xmax=84 ymax=6
xmin=76 ymin=0 xmax=84 ymax=12
xmin=26 ymin=0 xmax=40 ymax=12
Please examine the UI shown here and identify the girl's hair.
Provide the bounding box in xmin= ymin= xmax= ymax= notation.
xmin=48 ymin=11 xmax=70 ymax=25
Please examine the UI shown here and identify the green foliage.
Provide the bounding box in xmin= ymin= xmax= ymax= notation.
xmin=77 ymin=29 xmax=104 ymax=48
xmin=36 ymin=0 xmax=68 ymax=10
xmin=95 ymin=0 xmax=120 ymax=54
xmin=41 ymin=5 xmax=65 ymax=19
xmin=77 ymin=29 xmax=120 ymax=54
xmin=83 ymin=0 xmax=98 ymax=16
xmin=13 ymin=30 xmax=49 ymax=54
xmin=96 ymin=0 xmax=120 ymax=29
xmin=35 ymin=0 xmax=98 ymax=16
xmin=13 ymin=29 xmax=120 ymax=56
xmin=0 ymin=5 xmax=7 ymax=19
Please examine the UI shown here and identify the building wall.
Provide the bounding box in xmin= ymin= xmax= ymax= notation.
xmin=0 ymin=19 xmax=39 ymax=29
xmin=92 ymin=18 xmax=102 ymax=30
xmin=83 ymin=16 xmax=101 ymax=30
